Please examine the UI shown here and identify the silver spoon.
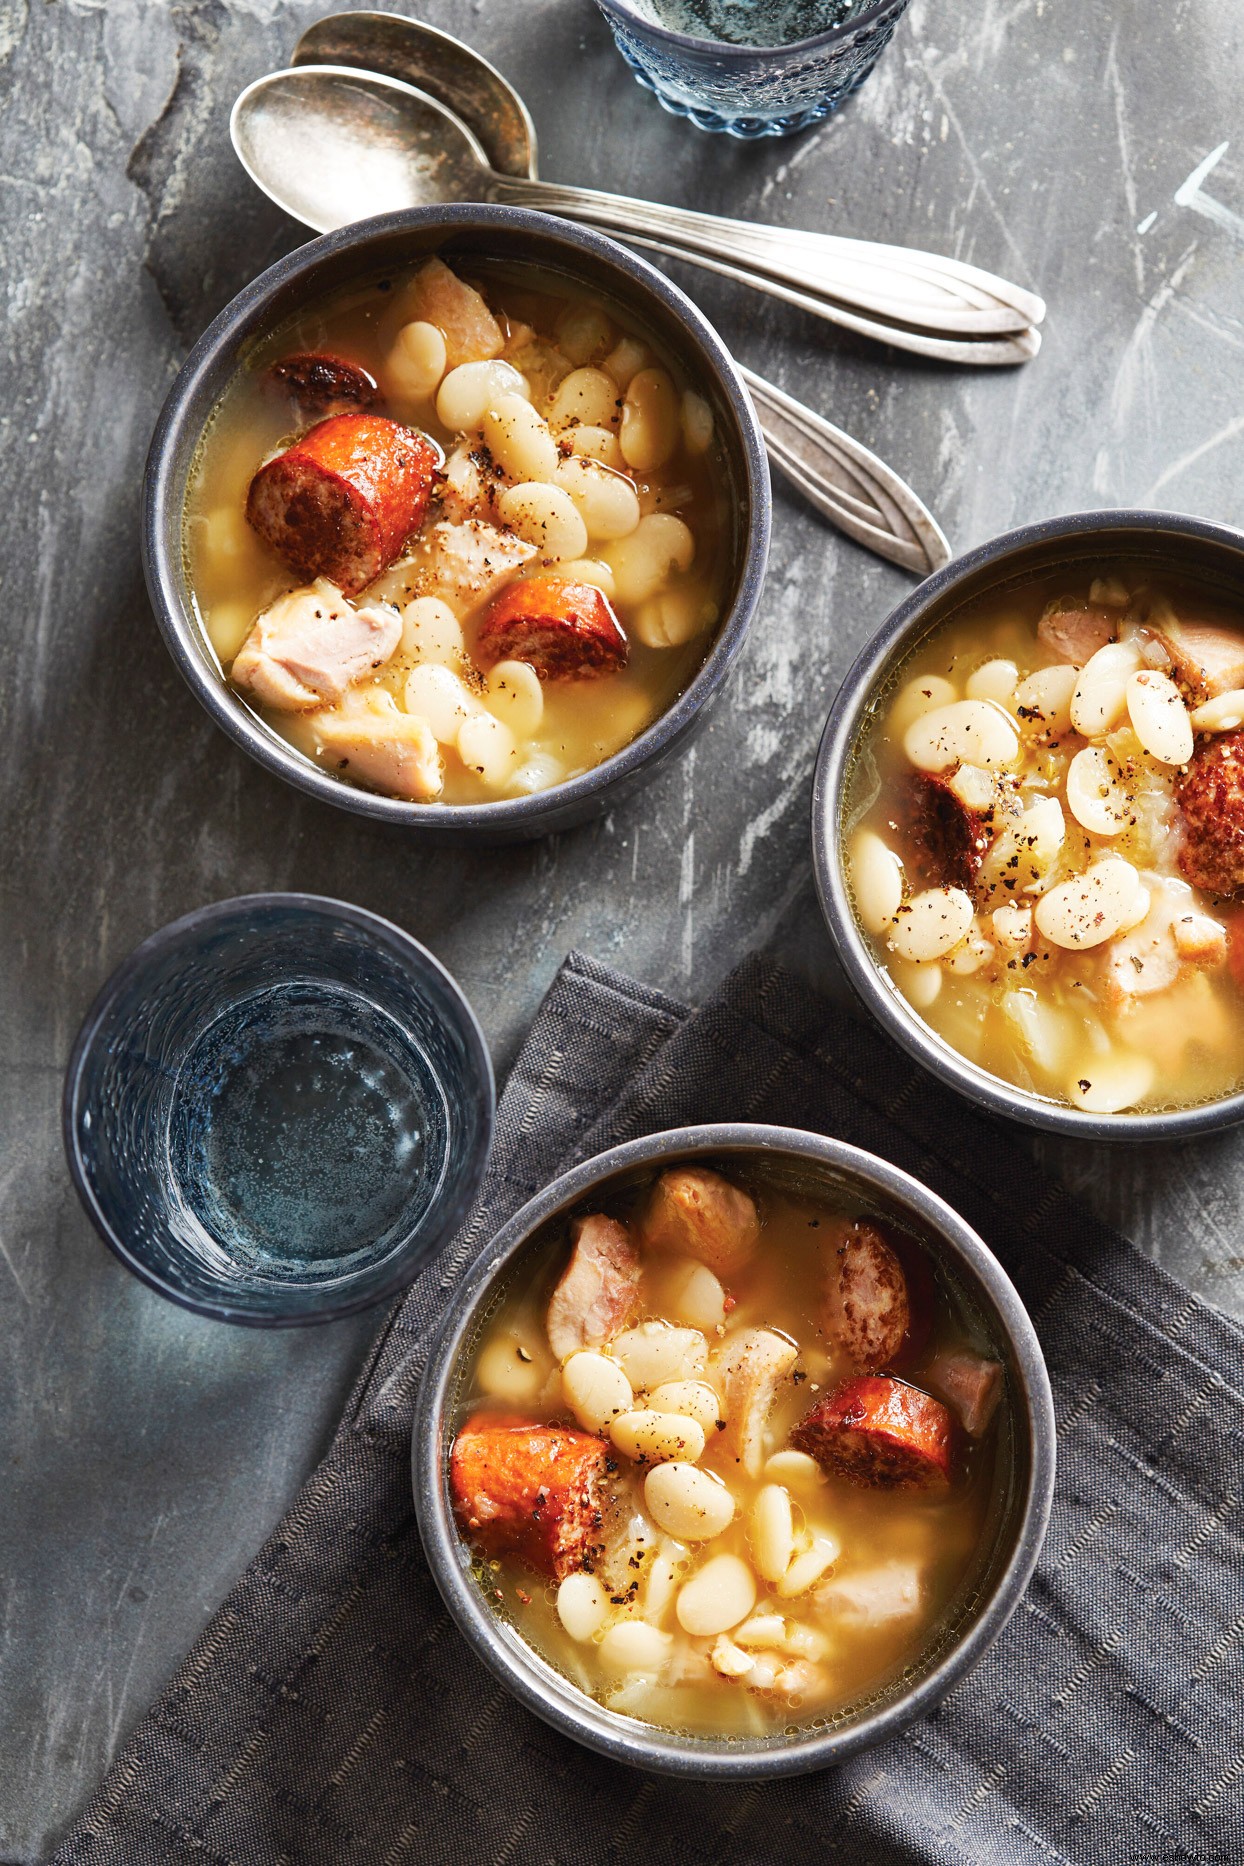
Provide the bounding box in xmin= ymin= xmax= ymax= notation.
xmin=232 ymin=64 xmax=1039 ymax=365
xmin=232 ymin=68 xmax=949 ymax=572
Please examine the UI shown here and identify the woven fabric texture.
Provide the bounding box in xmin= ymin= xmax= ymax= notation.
xmin=54 ymin=953 xmax=1244 ymax=1866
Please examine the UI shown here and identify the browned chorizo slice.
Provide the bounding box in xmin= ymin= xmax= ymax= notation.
xmin=821 ymin=1217 xmax=910 ymax=1372
xmin=267 ymin=352 xmax=380 ymax=418
xmin=1176 ymin=729 xmax=1244 ymax=896
xmin=894 ymin=771 xmax=993 ymax=891
xmin=924 ymin=1350 xmax=1003 ymax=1437
xmin=1036 ymin=603 xmax=1116 ymax=666
xmin=639 ymin=1167 xmax=760 ymax=1277
xmin=449 ymin=1413 xmax=609 ymax=1579
xmin=475 ymin=575 xmax=628 ymax=681
xmin=546 ymin=1214 xmax=642 ymax=1362
xmin=246 ymin=414 xmax=439 ymax=597
xmin=790 ymin=1376 xmax=954 ymax=1489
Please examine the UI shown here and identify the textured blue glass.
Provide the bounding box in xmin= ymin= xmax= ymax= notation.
xmin=63 ymin=897 xmax=493 ymax=1326
xmin=594 ymin=0 xmax=912 ymax=137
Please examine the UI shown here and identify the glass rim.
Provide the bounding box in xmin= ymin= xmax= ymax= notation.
xmin=594 ymin=0 xmax=909 ymax=60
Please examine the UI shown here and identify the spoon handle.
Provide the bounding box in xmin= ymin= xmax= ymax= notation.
xmin=493 ymin=176 xmax=1043 ymax=344
xmin=741 ymin=367 xmax=951 ymax=577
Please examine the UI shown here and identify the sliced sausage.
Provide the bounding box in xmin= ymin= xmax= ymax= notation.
xmin=449 ymin=1413 xmax=609 ymax=1580
xmin=475 ymin=575 xmax=628 ymax=681
xmin=821 ymin=1217 xmax=910 ymax=1372
xmin=894 ymin=771 xmax=993 ymax=891
xmin=1176 ymin=729 xmax=1244 ymax=896
xmin=1154 ymin=615 xmax=1244 ymax=700
xmin=791 ymin=1376 xmax=954 ymax=1489
xmin=639 ymin=1167 xmax=760 ymax=1277
xmin=546 ymin=1214 xmax=642 ymax=1363
xmin=230 ymin=578 xmax=401 ymax=711
xmin=1036 ymin=604 xmax=1116 ymax=666
xmin=924 ymin=1350 xmax=1003 ymax=1437
xmin=267 ymin=352 xmax=380 ymax=418
xmin=246 ymin=414 xmax=439 ymax=598
xmin=719 ymin=1327 xmax=799 ymax=1477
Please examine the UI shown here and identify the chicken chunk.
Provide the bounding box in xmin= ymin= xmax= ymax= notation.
xmin=1037 ymin=604 xmax=1116 ymax=666
xmin=402 ymin=519 xmax=536 ymax=616
xmin=923 ymin=1350 xmax=1003 ymax=1437
xmin=718 ymin=1328 xmax=799 ymax=1477
xmin=309 ymin=690 xmax=443 ymax=801
xmin=546 ymin=1214 xmax=642 ymax=1363
xmin=231 ymin=579 xmax=401 ymax=711
xmin=400 ymin=257 xmax=504 ymax=370
xmin=1154 ymin=616 xmax=1244 ymax=700
xmin=640 ymin=1167 xmax=760 ymax=1278
xmin=449 ymin=1413 xmax=608 ymax=1580
xmin=816 ymin=1559 xmax=925 ymax=1628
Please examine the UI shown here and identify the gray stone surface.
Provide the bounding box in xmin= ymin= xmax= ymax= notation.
xmin=2 ymin=0 xmax=1244 ymax=1855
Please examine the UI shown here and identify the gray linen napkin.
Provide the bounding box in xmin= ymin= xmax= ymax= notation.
xmin=55 ymin=953 xmax=1244 ymax=1866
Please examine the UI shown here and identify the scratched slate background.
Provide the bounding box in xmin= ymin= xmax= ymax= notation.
xmin=2 ymin=0 xmax=1244 ymax=1857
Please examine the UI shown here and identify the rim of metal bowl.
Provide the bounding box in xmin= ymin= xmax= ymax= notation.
xmin=594 ymin=0 xmax=910 ymax=59
xmin=142 ymin=204 xmax=770 ymax=834
xmin=411 ymin=1123 xmax=1056 ymax=1778
xmin=812 ymin=507 xmax=1244 ymax=1141
xmin=62 ymin=892 xmax=495 ymax=1326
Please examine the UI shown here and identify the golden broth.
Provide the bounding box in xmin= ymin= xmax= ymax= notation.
xmin=183 ymin=258 xmax=732 ymax=805
xmin=454 ymin=1175 xmax=1007 ymax=1738
xmin=847 ymin=567 xmax=1244 ymax=1115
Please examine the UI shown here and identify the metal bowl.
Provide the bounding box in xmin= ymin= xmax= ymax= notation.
xmin=411 ymin=1124 xmax=1056 ymax=1778
xmin=143 ymin=205 xmax=770 ymax=843
xmin=812 ymin=509 xmax=1244 ymax=1139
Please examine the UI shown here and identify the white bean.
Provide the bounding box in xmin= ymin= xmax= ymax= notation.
xmin=893 ymin=960 xmax=943 ymax=1009
xmin=556 ymin=1572 xmax=610 ymax=1642
xmin=1002 ymin=990 xmax=1075 ymax=1073
xmin=659 ymin=1259 xmax=727 ymax=1331
xmin=404 ymin=662 xmax=478 ymax=742
xmin=849 ymin=828 xmax=904 ymax=934
xmin=475 ymin=1335 xmax=545 ymax=1404
xmin=1065 ymin=745 xmax=1130 ymax=835
xmin=554 ymin=456 xmax=641 ymax=541
xmin=982 ymin=796 xmax=1065 ymax=893
xmin=562 ymin=1350 xmax=633 ymax=1432
xmin=776 ymin=1534 xmax=840 ymax=1598
xmin=710 ymin=1634 xmax=755 ymax=1678
xmin=763 ymin=1449 xmax=826 ymax=1489
xmin=386 ymin=320 xmax=447 ymax=401
xmin=1126 ymin=669 xmax=1194 ymax=766
xmin=681 ymin=389 xmax=714 ymax=456
xmin=887 ymin=672 xmax=957 ymax=739
xmin=605 ymin=514 xmax=695 ymax=606
xmin=598 ymin=1620 xmax=672 ymax=1673
xmin=555 ymin=556 xmax=617 ymax=598
xmin=1034 ymin=857 xmax=1145 ymax=950
xmin=1014 ymin=663 xmax=1078 ymax=735
xmin=610 ymin=1409 xmax=707 ymax=1465
xmin=965 ymin=658 xmax=1018 ymax=704
xmin=1190 ymin=688 xmax=1244 ymax=733
xmin=401 ymin=596 xmax=463 ymax=666
xmin=602 ymin=336 xmax=648 ymax=389
xmin=750 ymin=1484 xmax=795 ymax=1583
xmin=497 ymin=482 xmax=589 ymax=561
xmin=644 ymin=1552 xmax=681 ymax=1624
xmin=945 ymin=932 xmax=994 ymax=977
xmin=569 ymin=424 xmax=626 ymax=469
xmin=1066 ymin=1050 xmax=1156 ymax=1114
xmin=904 ymin=700 xmax=1020 ymax=772
xmin=614 ymin=1321 xmax=707 ymax=1390
xmin=457 ymin=710 xmax=517 ymax=786
xmin=676 ymin=1554 xmax=757 ymax=1637
xmin=889 ymin=886 xmax=975 ymax=963
xmin=506 ymin=751 xmax=565 ymax=796
xmin=481 ymin=394 xmax=559 ymax=482
xmin=631 ymin=586 xmax=718 ymax=649
xmin=949 ymin=763 xmax=996 ymax=812
xmin=991 ymin=902 xmax=1033 ymax=950
xmin=649 ymin=1380 xmax=722 ymax=1436
xmin=555 ymin=300 xmax=613 ymax=366
xmin=620 ymin=367 xmax=681 ymax=472
xmin=548 ymin=366 xmax=619 ymax=431
xmin=485 ymin=659 xmax=544 ymax=737
xmin=1070 ymin=640 xmax=1143 ymax=739
xmin=644 ymin=1462 xmax=736 ymax=1541
xmin=435 ymin=358 xmax=527 ymax=431
xmin=735 ymin=1614 xmax=787 ymax=1647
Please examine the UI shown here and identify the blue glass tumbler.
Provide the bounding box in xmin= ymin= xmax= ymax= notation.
xmin=593 ymin=0 xmax=913 ymax=137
